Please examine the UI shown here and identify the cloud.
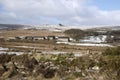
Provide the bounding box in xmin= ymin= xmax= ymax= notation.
xmin=0 ymin=0 xmax=120 ymax=27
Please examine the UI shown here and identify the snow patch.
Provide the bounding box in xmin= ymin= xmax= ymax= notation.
xmin=42 ymin=51 xmax=83 ymax=56
xmin=0 ymin=51 xmax=24 ymax=55
xmin=14 ymin=46 xmax=39 ymax=49
xmin=79 ymin=35 xmax=107 ymax=43
xmin=56 ymin=42 xmax=113 ymax=47
xmin=0 ymin=47 xmax=9 ymax=51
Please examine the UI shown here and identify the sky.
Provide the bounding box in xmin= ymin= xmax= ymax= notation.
xmin=0 ymin=0 xmax=120 ymax=27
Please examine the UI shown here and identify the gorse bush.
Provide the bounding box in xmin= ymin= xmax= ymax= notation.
xmin=98 ymin=46 xmax=120 ymax=80
xmin=0 ymin=54 xmax=15 ymax=64
xmin=0 ymin=48 xmax=119 ymax=80
xmin=102 ymin=46 xmax=120 ymax=56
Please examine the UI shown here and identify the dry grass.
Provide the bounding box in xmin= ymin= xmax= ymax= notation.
xmin=0 ymin=30 xmax=65 ymax=38
xmin=0 ymin=30 xmax=107 ymax=54
xmin=0 ymin=41 xmax=107 ymax=54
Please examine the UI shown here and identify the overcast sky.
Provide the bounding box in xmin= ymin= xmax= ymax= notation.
xmin=0 ymin=0 xmax=120 ymax=27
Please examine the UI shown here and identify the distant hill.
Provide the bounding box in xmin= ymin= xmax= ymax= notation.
xmin=0 ymin=24 xmax=29 ymax=30
xmin=0 ymin=24 xmax=68 ymax=32
xmin=86 ymin=26 xmax=120 ymax=31
xmin=0 ymin=23 xmax=120 ymax=33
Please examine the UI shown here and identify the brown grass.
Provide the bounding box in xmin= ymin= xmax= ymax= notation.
xmin=0 ymin=30 xmax=107 ymax=54
xmin=0 ymin=30 xmax=65 ymax=38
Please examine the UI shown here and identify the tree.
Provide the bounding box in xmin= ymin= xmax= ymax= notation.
xmin=64 ymin=29 xmax=85 ymax=41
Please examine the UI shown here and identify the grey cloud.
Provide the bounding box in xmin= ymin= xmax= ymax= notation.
xmin=0 ymin=0 xmax=120 ymax=27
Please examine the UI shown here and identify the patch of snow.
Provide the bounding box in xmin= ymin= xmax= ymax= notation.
xmin=42 ymin=51 xmax=83 ymax=57
xmin=52 ymin=29 xmax=62 ymax=32
xmin=79 ymin=35 xmax=107 ymax=43
xmin=14 ymin=46 xmax=39 ymax=49
xmin=22 ymin=24 xmax=69 ymax=32
xmin=56 ymin=42 xmax=113 ymax=47
xmin=0 ymin=47 xmax=28 ymax=55
xmin=0 ymin=47 xmax=9 ymax=51
xmin=56 ymin=42 xmax=69 ymax=44
xmin=92 ymin=66 xmax=99 ymax=70
xmin=8 ymin=52 xmax=24 ymax=55
xmin=74 ymin=53 xmax=82 ymax=57
xmin=0 ymin=51 xmax=24 ymax=55
xmin=42 ymin=51 xmax=67 ymax=54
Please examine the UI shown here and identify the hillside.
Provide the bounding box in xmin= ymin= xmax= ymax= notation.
xmin=86 ymin=26 xmax=120 ymax=31
xmin=0 ymin=24 xmax=68 ymax=32
xmin=0 ymin=24 xmax=29 ymax=30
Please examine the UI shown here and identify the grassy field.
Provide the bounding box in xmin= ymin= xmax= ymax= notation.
xmin=0 ymin=30 xmax=119 ymax=80
xmin=0 ymin=30 xmax=108 ymax=54
xmin=0 ymin=30 xmax=65 ymax=38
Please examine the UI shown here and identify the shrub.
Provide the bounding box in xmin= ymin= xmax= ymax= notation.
xmin=64 ymin=29 xmax=85 ymax=41
xmin=43 ymin=68 xmax=56 ymax=78
xmin=0 ymin=54 xmax=11 ymax=64
xmin=11 ymin=54 xmax=29 ymax=65
xmin=23 ymin=57 xmax=38 ymax=70
xmin=103 ymin=46 xmax=120 ymax=56
xmin=73 ymin=72 xmax=82 ymax=77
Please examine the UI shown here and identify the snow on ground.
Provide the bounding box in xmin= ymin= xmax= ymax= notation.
xmin=56 ymin=42 xmax=113 ymax=47
xmin=79 ymin=35 xmax=107 ymax=43
xmin=14 ymin=46 xmax=39 ymax=49
xmin=0 ymin=47 xmax=83 ymax=56
xmin=23 ymin=24 xmax=69 ymax=32
xmin=0 ymin=47 xmax=9 ymax=51
xmin=42 ymin=51 xmax=83 ymax=57
xmin=0 ymin=47 xmax=25 ymax=55
xmin=0 ymin=51 xmax=24 ymax=55
xmin=42 ymin=51 xmax=67 ymax=54
xmin=74 ymin=53 xmax=83 ymax=57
